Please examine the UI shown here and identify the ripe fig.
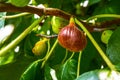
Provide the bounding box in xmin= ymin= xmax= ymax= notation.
xmin=101 ymin=30 xmax=113 ymax=44
xmin=32 ymin=39 xmax=47 ymax=56
xmin=51 ymin=16 xmax=68 ymax=34
xmin=58 ymin=17 xmax=87 ymax=52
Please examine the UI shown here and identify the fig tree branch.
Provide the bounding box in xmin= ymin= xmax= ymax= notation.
xmin=0 ymin=3 xmax=71 ymax=20
xmin=0 ymin=3 xmax=120 ymax=32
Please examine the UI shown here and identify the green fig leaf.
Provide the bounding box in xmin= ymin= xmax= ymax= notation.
xmin=56 ymin=59 xmax=77 ymax=80
xmin=0 ymin=56 xmax=35 ymax=80
xmin=20 ymin=61 xmax=43 ymax=80
xmin=106 ymin=27 xmax=120 ymax=64
xmin=44 ymin=64 xmax=54 ymax=80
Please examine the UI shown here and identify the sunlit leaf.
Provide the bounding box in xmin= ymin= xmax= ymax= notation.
xmin=0 ymin=50 xmax=14 ymax=65
xmin=75 ymin=69 xmax=120 ymax=80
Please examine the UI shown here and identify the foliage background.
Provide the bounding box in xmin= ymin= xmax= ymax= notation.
xmin=0 ymin=0 xmax=120 ymax=80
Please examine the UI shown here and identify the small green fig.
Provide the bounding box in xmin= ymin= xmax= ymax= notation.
xmin=51 ymin=16 xmax=68 ymax=34
xmin=32 ymin=39 xmax=47 ymax=56
xmin=101 ymin=30 xmax=113 ymax=44
xmin=58 ymin=17 xmax=87 ymax=52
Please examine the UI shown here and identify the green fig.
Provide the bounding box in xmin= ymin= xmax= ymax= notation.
xmin=101 ymin=30 xmax=113 ymax=44
xmin=32 ymin=39 xmax=47 ymax=56
xmin=51 ymin=16 xmax=68 ymax=34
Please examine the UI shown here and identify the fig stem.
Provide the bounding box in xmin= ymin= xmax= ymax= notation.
xmin=86 ymin=14 xmax=120 ymax=22
xmin=41 ymin=39 xmax=58 ymax=68
xmin=46 ymin=39 xmax=51 ymax=54
xmin=36 ymin=34 xmax=58 ymax=39
xmin=67 ymin=52 xmax=75 ymax=61
xmin=69 ymin=16 xmax=75 ymax=24
xmin=75 ymin=18 xmax=116 ymax=71
xmin=0 ymin=12 xmax=30 ymax=20
xmin=0 ymin=15 xmax=45 ymax=57
xmin=77 ymin=51 xmax=82 ymax=78
xmin=62 ymin=49 xmax=68 ymax=64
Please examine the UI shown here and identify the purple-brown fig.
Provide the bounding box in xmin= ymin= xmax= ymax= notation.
xmin=58 ymin=18 xmax=87 ymax=52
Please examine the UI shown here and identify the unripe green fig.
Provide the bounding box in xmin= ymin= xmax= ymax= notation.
xmin=101 ymin=30 xmax=113 ymax=44
xmin=51 ymin=16 xmax=68 ymax=34
xmin=32 ymin=39 xmax=47 ymax=56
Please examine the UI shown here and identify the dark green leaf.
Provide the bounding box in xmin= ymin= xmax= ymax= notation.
xmin=48 ymin=42 xmax=66 ymax=67
xmin=20 ymin=60 xmax=44 ymax=80
xmin=6 ymin=15 xmax=22 ymax=27
xmin=35 ymin=0 xmax=75 ymax=13
xmin=80 ymin=32 xmax=105 ymax=74
xmin=115 ymin=63 xmax=120 ymax=71
xmin=9 ymin=0 xmax=30 ymax=7
xmin=44 ymin=64 xmax=53 ymax=80
xmin=56 ymin=59 xmax=77 ymax=80
xmin=8 ymin=15 xmax=32 ymax=41
xmin=80 ymin=0 xmax=100 ymax=6
xmin=88 ymin=0 xmax=101 ymax=6
xmin=24 ymin=32 xmax=39 ymax=56
xmin=93 ymin=0 xmax=120 ymax=15
xmin=40 ymin=17 xmax=52 ymax=34
xmin=35 ymin=0 xmax=62 ymax=8
xmin=106 ymin=27 xmax=120 ymax=64
xmin=0 ymin=0 xmax=8 ymax=2
xmin=0 ymin=56 xmax=35 ymax=80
